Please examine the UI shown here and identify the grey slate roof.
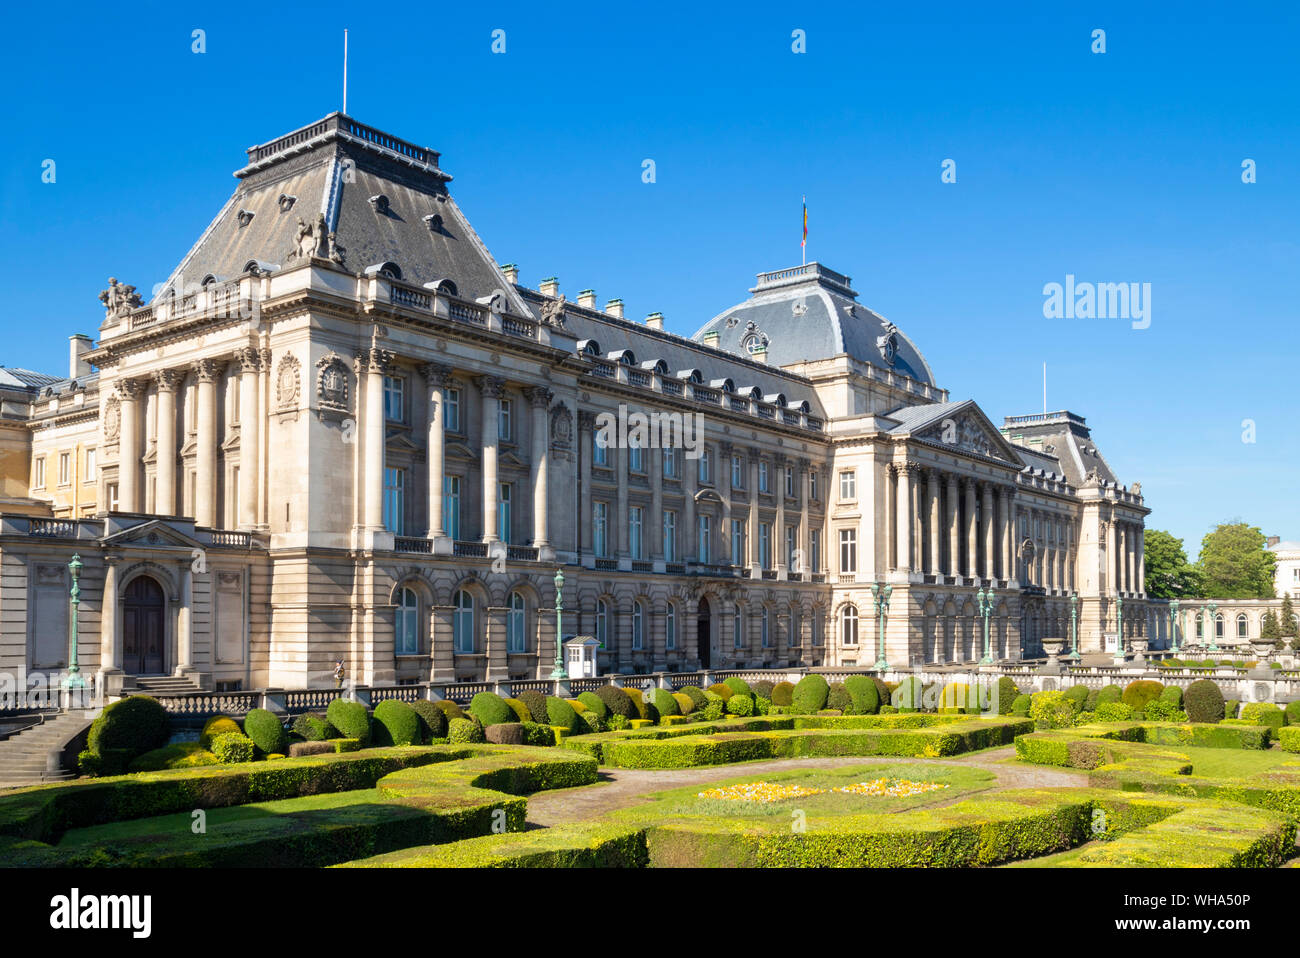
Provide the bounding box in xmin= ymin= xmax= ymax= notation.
xmin=0 ymin=367 xmax=62 ymax=390
xmin=1001 ymin=411 xmax=1118 ymax=486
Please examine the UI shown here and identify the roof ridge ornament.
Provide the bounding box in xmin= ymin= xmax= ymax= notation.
xmin=98 ymin=278 xmax=142 ymax=319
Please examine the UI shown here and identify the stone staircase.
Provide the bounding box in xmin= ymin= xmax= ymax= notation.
xmin=130 ymin=675 xmax=203 ymax=697
xmin=0 ymin=711 xmax=93 ymax=788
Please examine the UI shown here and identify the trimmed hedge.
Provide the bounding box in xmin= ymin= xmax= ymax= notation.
xmin=679 ymin=686 xmax=708 ymax=711
xmin=546 ymin=696 xmax=582 ymax=733
xmin=518 ymin=690 xmax=550 ymax=724
xmin=212 ymin=732 xmax=256 ymax=764
xmin=750 ymin=680 xmax=774 ymax=701
xmin=1011 ymin=694 xmax=1033 ymax=717
xmin=892 ymin=676 xmax=924 ymax=712
xmin=1030 ymin=691 xmax=1075 ymax=729
xmin=1279 ymin=727 xmax=1300 ymax=753
xmin=291 ymin=712 xmax=336 ymax=742
xmin=994 ymin=677 xmax=1020 ymax=715
xmin=413 ymin=700 xmax=448 ymax=741
xmin=373 ymin=700 xmax=421 ymax=747
xmin=1184 ymin=679 xmax=1225 ymax=724
xmin=1096 ymin=685 xmax=1123 ymax=707
xmin=844 ymin=675 xmax=880 ymax=715
xmin=771 ymin=682 xmax=795 ymax=707
xmin=793 ymin=674 xmax=830 ymax=713
xmin=1123 ymin=681 xmax=1165 ymax=713
xmin=577 ymin=692 xmax=609 ymax=719
xmin=1239 ymin=702 xmax=1284 ymax=732
xmin=827 ymin=683 xmax=852 ymax=713
xmin=485 ymin=723 xmax=526 ymax=745
xmin=469 ymin=691 xmax=516 ymax=728
xmin=594 ymin=686 xmax=636 ymax=719
xmin=447 ymin=718 xmax=485 ymax=744
xmin=1063 ymin=685 xmax=1090 ymax=715
xmin=727 ymin=694 xmax=754 ymax=717
xmin=707 ymin=683 xmax=734 ymax=701
xmin=433 ymin=700 xmax=465 ymax=722
xmin=722 ymin=677 xmax=751 ymax=697
xmin=1285 ymin=700 xmax=1300 ymax=727
xmin=201 ymin=715 xmax=242 ymax=749
xmin=672 ymin=692 xmax=694 ymax=715
xmin=650 ymin=689 xmax=679 ymax=719
xmin=244 ymin=709 xmax=288 ymax=756
xmin=127 ymin=742 xmax=218 ymax=772
xmin=503 ymin=698 xmax=532 ymax=724
xmin=1159 ymin=686 xmax=1183 ymax=708
xmin=326 ymin=699 xmax=372 ymax=746
xmin=85 ymin=696 xmax=170 ymax=774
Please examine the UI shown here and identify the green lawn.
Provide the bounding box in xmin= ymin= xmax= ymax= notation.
xmin=1172 ymin=744 xmax=1296 ymax=779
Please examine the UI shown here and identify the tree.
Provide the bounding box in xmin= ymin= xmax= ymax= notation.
xmin=1280 ymin=593 xmax=1297 ymax=639
xmin=1143 ymin=529 xmax=1201 ymax=598
xmin=1260 ymin=609 xmax=1281 ymax=645
xmin=1195 ymin=522 xmax=1277 ymax=599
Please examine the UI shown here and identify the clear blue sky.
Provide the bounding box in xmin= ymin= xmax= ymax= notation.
xmin=1 ymin=1 xmax=1296 ymax=559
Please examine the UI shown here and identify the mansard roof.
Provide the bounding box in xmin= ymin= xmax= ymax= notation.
xmin=1001 ymin=410 xmax=1119 ymax=487
xmin=0 ymin=367 xmax=63 ymax=391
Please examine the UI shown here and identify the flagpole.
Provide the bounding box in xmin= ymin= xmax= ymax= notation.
xmin=801 ymin=195 xmax=807 ymax=266
xmin=343 ymin=29 xmax=349 ymax=114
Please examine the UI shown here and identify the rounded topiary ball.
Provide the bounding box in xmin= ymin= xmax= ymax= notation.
xmin=1011 ymin=694 xmax=1033 ymax=717
xmin=650 ymin=688 xmax=680 ymax=717
xmin=1122 ymin=680 xmax=1165 ymax=712
xmin=211 ymin=731 xmax=256 ymax=763
xmin=1064 ymin=685 xmax=1091 ymax=715
xmin=1184 ymin=679 xmax=1225 ymax=723
xmin=595 ymin=685 xmax=636 ymax=719
xmin=243 ymin=708 xmax=288 ymax=755
xmin=892 ymin=676 xmax=924 ymax=712
xmin=373 ymin=699 xmax=421 ymax=746
xmin=996 ymin=677 xmax=1021 ymax=715
xmin=727 ymin=693 xmax=755 ymax=716
xmin=792 ymin=674 xmax=830 ymax=713
xmin=751 ymin=680 xmax=775 ymax=700
xmin=469 ymin=691 xmax=516 ymax=727
xmin=707 ymin=683 xmax=734 ymax=701
xmin=577 ymin=691 xmax=609 ymax=719
xmin=545 ymin=695 xmax=581 ymax=732
xmin=722 ymin=677 xmax=751 ymax=697
xmin=771 ymin=681 xmax=795 ymax=707
xmin=87 ymin=695 xmax=170 ymax=759
xmin=447 ymin=717 xmax=486 ymax=744
xmin=504 ymin=698 xmax=532 ymax=723
xmin=413 ymin=700 xmax=448 ymax=740
xmin=672 ymin=692 xmax=695 ymax=715
xmin=200 ymin=714 xmax=241 ymax=748
xmin=326 ymin=698 xmax=372 ymax=745
xmin=843 ymin=675 xmax=880 ymax=715
xmin=1160 ymin=685 xmax=1184 ymax=707
xmin=679 ymin=686 xmax=708 ymax=710
xmin=518 ymin=689 xmax=550 ymax=724
xmin=1096 ymin=685 xmax=1123 ymax=706
xmin=827 ymin=682 xmax=852 ymax=712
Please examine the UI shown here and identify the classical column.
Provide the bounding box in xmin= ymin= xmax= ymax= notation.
xmin=719 ymin=441 xmax=734 ymax=562
xmin=1137 ymin=526 xmax=1145 ymax=594
xmin=525 ymin=386 xmax=553 ymax=555
xmin=982 ymin=482 xmax=995 ymax=581
xmin=1126 ymin=523 xmax=1136 ymax=594
xmin=747 ymin=448 xmax=761 ymax=571
xmin=258 ymin=347 xmax=271 ymax=527
xmin=175 ymin=564 xmax=193 ymax=675
xmin=616 ymin=429 xmax=630 ymax=561
xmin=926 ymin=469 xmax=941 ymax=575
xmin=477 ymin=375 xmax=504 ymax=543
xmin=153 ymin=370 xmax=181 ymax=516
xmin=420 ymin=363 xmax=451 ymax=540
xmin=578 ymin=411 xmax=595 ymax=555
xmin=798 ymin=457 xmax=811 ymax=574
xmin=946 ymin=474 xmax=959 ymax=578
xmin=116 ymin=379 xmax=144 ymax=512
xmin=363 ymin=349 xmax=393 ymax=532
xmin=896 ymin=463 xmax=913 ymax=572
xmin=650 ymin=446 xmax=663 ymax=560
xmin=100 ymin=556 xmax=120 ymax=673
xmin=683 ymin=439 xmax=697 ymax=560
xmin=964 ymin=479 xmax=978 ymax=579
xmin=774 ymin=453 xmax=787 ymax=575
xmin=236 ymin=348 xmax=261 ymax=530
xmin=192 ymin=360 xmax=224 ymax=527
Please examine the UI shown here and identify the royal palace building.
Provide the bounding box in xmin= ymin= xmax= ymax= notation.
xmin=0 ymin=113 xmax=1153 ymax=695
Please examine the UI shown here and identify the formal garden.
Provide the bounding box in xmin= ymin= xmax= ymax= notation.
xmin=1 ymin=672 xmax=1298 ymax=868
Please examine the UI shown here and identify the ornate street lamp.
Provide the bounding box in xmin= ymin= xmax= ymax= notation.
xmin=977 ymin=586 xmax=996 ymax=665
xmin=1068 ymin=592 xmax=1080 ymax=661
xmin=1206 ymin=600 xmax=1219 ymax=653
xmin=870 ymin=582 xmax=892 ymax=671
xmin=1169 ymin=599 xmax=1180 ymax=653
xmin=1113 ymin=594 xmax=1125 ymax=665
xmin=549 ymin=568 xmax=568 ymax=680
xmin=64 ymin=554 xmax=86 ymax=690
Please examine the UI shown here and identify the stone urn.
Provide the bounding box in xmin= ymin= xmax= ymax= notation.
xmin=1130 ymin=638 xmax=1149 ymax=664
xmin=1250 ymin=641 xmax=1275 ymax=664
xmin=1040 ymin=638 xmax=1066 ymax=673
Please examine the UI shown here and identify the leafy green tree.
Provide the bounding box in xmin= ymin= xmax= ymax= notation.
xmin=1280 ymin=593 xmax=1297 ymax=639
xmin=1260 ymin=609 xmax=1281 ymax=644
xmin=1143 ymin=529 xmax=1201 ymax=598
xmin=1195 ymin=522 xmax=1277 ymax=599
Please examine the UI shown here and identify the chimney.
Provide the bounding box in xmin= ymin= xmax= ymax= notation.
xmin=577 ymin=289 xmax=597 ymax=310
xmin=645 ymin=312 xmax=664 ymax=330
xmin=605 ymin=298 xmax=624 ymax=319
xmin=1268 ymin=535 xmax=1281 ymax=548
xmin=69 ymin=334 xmax=93 ymax=379
xmin=539 ymin=277 xmax=559 ymax=298
xmin=702 ymin=330 xmax=720 ymax=348
xmin=501 ymin=263 xmax=519 ymax=285
xmin=750 ymin=342 xmax=768 ymax=364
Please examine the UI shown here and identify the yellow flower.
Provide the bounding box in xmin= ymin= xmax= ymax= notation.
xmin=697 ymin=781 xmax=826 ymax=803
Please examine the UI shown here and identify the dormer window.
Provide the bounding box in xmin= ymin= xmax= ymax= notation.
xmin=236 ymin=209 xmax=255 ymax=228
xmin=369 ymin=194 xmax=390 ymax=214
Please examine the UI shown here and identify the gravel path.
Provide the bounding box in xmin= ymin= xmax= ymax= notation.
xmin=524 ymin=749 xmax=1087 ymax=827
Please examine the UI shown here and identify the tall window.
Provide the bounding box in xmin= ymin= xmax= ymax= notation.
xmin=761 ymin=607 xmax=770 ymax=648
xmin=632 ymin=601 xmax=645 ymax=650
xmin=593 ymin=436 xmax=609 ymax=467
xmin=596 ymin=599 xmax=609 ymax=649
xmin=395 ymin=587 xmax=419 ymax=655
xmin=665 ymin=603 xmax=677 ymax=650
xmin=842 ymin=605 xmax=859 ymax=645
xmin=812 ymin=609 xmax=824 ymax=646
xmin=663 ymin=447 xmax=677 ymax=479
xmin=453 ymin=590 xmax=474 ymax=653
xmin=34 ymin=457 xmax=45 ymax=489
xmin=790 ymin=607 xmax=802 ymax=647
xmin=785 ymin=466 xmax=794 ymax=498
xmin=444 ymin=387 xmax=461 ymax=431
xmin=1237 ymin=614 xmax=1249 ymax=639
xmin=731 ymin=455 xmax=743 ymax=488
xmin=629 ymin=506 xmax=644 ymax=559
xmin=758 ymin=461 xmax=769 ymax=493
xmin=499 ymin=483 xmax=512 ymax=543
xmin=498 ymin=398 xmax=512 ymax=441
xmin=663 ymin=510 xmax=677 ymax=561
xmin=698 ymin=448 xmax=711 ymax=484
xmin=593 ymin=502 xmax=608 ymax=557
xmin=731 ymin=519 xmax=745 ymax=567
xmin=840 ymin=470 xmax=856 ymax=500
xmin=759 ymin=522 xmax=772 ymax=569
xmin=84 ymin=448 xmax=97 ymax=482
xmin=809 ymin=470 xmax=818 ymax=500
xmin=839 ymin=528 xmax=857 ymax=574
xmin=628 ymin=440 xmax=643 ymax=473
xmin=785 ymin=526 xmax=797 ymax=570
xmin=58 ymin=452 xmax=70 ymax=486
xmin=811 ymin=529 xmax=822 ymax=573
xmin=1195 ymin=613 xmax=1203 ymax=638
xmin=732 ymin=608 xmax=743 ymax=649
xmin=697 ymin=515 xmax=710 ymax=563
xmin=1215 ymin=614 xmax=1225 ymax=639
xmin=508 ymin=591 xmax=527 ymax=653
xmin=383 ymin=467 xmax=405 ymax=534
xmin=444 ymin=475 xmax=461 ymax=540
xmin=383 ymin=374 xmax=404 ymax=422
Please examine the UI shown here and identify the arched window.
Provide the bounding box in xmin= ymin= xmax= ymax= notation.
xmin=761 ymin=607 xmax=771 ymax=648
xmin=1237 ymin=613 xmax=1249 ymax=639
xmin=632 ymin=601 xmax=645 ymax=651
xmin=596 ymin=599 xmax=609 ymax=650
xmin=842 ymin=605 xmax=859 ymax=646
xmin=665 ymin=603 xmax=677 ymax=651
xmin=1195 ymin=612 xmax=1203 ymax=638
xmin=395 ymin=587 xmax=419 ymax=655
xmin=1215 ymin=613 xmax=1225 ymax=639
xmin=732 ymin=608 xmax=743 ymax=649
xmin=507 ymin=591 xmax=527 ymax=653
xmin=453 ymin=590 xmax=474 ymax=653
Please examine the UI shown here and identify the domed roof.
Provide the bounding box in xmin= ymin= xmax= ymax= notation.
xmin=691 ymin=263 xmax=936 ymax=386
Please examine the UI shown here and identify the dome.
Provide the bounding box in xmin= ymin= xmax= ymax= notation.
xmin=691 ymin=263 xmax=935 ymax=386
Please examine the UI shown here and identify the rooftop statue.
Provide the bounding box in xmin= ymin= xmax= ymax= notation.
xmin=98 ymin=277 xmax=142 ymax=318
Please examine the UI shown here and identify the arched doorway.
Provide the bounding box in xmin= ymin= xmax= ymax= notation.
xmin=123 ymin=575 xmax=166 ymax=675
xmin=697 ymin=596 xmax=712 ymax=669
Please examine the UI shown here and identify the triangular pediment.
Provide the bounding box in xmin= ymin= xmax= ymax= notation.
xmin=101 ymin=518 xmax=206 ymax=550
xmin=445 ymin=441 xmax=476 ymax=460
xmin=889 ymin=400 xmax=1025 ymax=467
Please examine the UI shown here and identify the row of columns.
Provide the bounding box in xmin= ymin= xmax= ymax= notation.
xmin=1020 ymin=507 xmax=1077 ymax=592
xmin=888 ymin=463 xmax=1016 ymax=582
xmin=1112 ymin=518 xmax=1144 ymax=594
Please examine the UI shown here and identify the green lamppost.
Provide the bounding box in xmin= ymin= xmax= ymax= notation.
xmin=64 ymin=554 xmax=86 ymax=690
xmin=1113 ymin=594 xmax=1125 ymax=665
xmin=550 ymin=568 xmax=568 ymax=680
xmin=1068 ymin=592 xmax=1080 ymax=661
xmin=1169 ymin=599 xmax=1180 ymax=653
xmin=1206 ymin=600 xmax=1219 ymax=654
xmin=977 ymin=586 xmax=996 ymax=664
xmin=870 ymin=582 xmax=892 ymax=671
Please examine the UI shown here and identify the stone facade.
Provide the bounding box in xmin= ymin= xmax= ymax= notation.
xmin=0 ymin=113 xmax=1153 ymax=694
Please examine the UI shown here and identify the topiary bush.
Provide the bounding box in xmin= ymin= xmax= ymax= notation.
xmin=127 ymin=742 xmax=218 ymax=772
xmin=702 ymin=699 xmax=725 ymax=721
xmin=1184 ymin=679 xmax=1225 ymax=723
xmin=607 ymin=714 xmax=629 ymax=732
xmin=243 ymin=708 xmax=288 ymax=756
xmin=939 ymin=682 xmax=977 ymax=713
xmin=211 ymin=731 xmax=256 ymax=763
xmin=652 ymin=688 xmax=681 ymax=717
xmin=595 ymin=685 xmax=636 ymax=719
xmin=1095 ymin=701 xmax=1135 ymax=722
xmin=771 ymin=681 xmax=795 ymax=707
xmin=577 ymin=691 xmax=609 ymax=719
xmin=679 ymin=686 xmax=708 ymax=711
xmin=1063 ymin=685 xmax=1091 ymax=715
xmin=373 ymin=699 xmax=421 ymax=746
xmin=672 ymin=692 xmax=694 ymax=715
xmin=844 ymin=675 xmax=880 ymax=715
xmin=291 ymin=712 xmax=336 ymax=742
xmin=504 ymin=698 xmax=532 ymax=724
xmin=754 ymin=696 xmax=771 ymax=716
xmin=722 ymin=677 xmax=751 ymax=697
xmin=727 ymin=693 xmax=754 ymax=716
xmin=1286 ymin=700 xmax=1300 ymax=727
xmin=200 ymin=715 xmax=241 ymax=748
xmin=485 ymin=722 xmax=526 ymax=745
xmin=1122 ymin=680 xmax=1165 ymax=713
xmin=326 ymin=698 xmax=372 ymax=745
xmin=1011 ymin=694 xmax=1033 ymax=717
xmin=1096 ymin=685 xmax=1124 ymax=707
xmin=1084 ymin=688 xmax=1101 ymax=712
xmin=1029 ymin=690 xmax=1075 ymax=729
xmin=546 ymin=696 xmax=581 ymax=733
xmin=1142 ymin=699 xmax=1187 ymax=722
xmin=518 ymin=690 xmax=550 ymax=724
xmin=1159 ymin=685 xmax=1183 ymax=708
xmin=521 ymin=722 xmax=556 ymax=746
xmin=86 ymin=695 xmax=170 ymax=769
xmin=1240 ymin=702 xmax=1284 ymax=732
xmin=751 ymin=680 xmax=774 ymax=701
xmin=892 ymin=676 xmax=924 ymax=713
xmin=996 ymin=677 xmax=1021 ymax=715
xmin=469 ymin=691 xmax=516 ymax=727
xmin=707 ymin=683 xmax=734 ymax=701
xmin=413 ymin=700 xmax=448 ymax=741
xmin=1224 ymin=699 xmax=1240 ymax=720
xmin=433 ymin=699 xmax=465 ymax=722
xmin=447 ymin=717 xmax=485 ymax=744
xmin=792 ymin=674 xmax=830 ymax=713
xmin=827 ymin=682 xmax=852 ymax=712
